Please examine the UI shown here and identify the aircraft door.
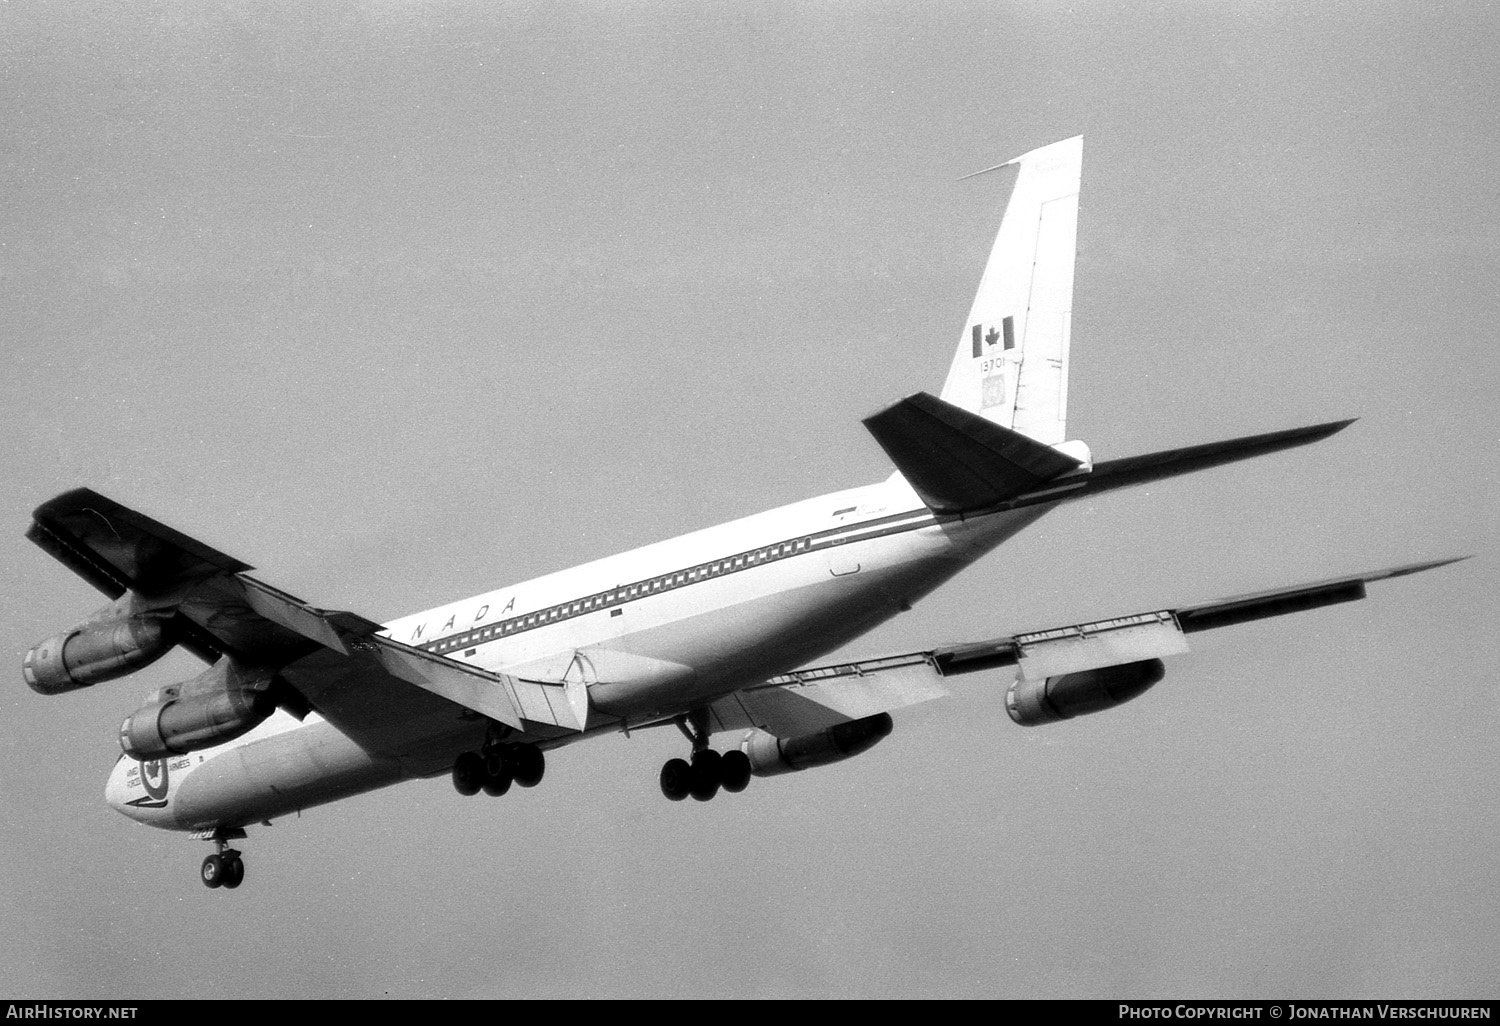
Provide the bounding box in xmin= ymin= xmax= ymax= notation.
xmin=825 ymin=507 xmax=862 ymax=577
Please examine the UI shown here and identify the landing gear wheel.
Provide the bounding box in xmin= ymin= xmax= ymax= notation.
xmin=660 ymin=758 xmax=691 ymax=801
xmin=512 ymin=745 xmax=545 ymax=788
xmin=482 ymin=751 xmax=513 ymax=797
xmin=201 ymin=854 xmax=226 ymax=889
xmin=720 ymin=749 xmax=752 ymax=793
xmin=689 ymin=749 xmax=722 ymax=802
xmin=452 ymin=752 xmax=484 ymax=796
xmin=221 ymin=853 xmax=245 ymax=889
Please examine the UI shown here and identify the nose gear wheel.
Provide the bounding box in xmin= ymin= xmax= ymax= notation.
xmin=200 ymin=830 xmax=248 ymax=890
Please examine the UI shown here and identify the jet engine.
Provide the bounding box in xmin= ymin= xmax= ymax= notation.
xmin=1004 ymin=658 xmax=1166 ymax=726
xmin=24 ymin=612 xmax=175 ymax=695
xmin=740 ymin=712 xmax=893 ymax=777
xmin=119 ymin=662 xmax=277 ymax=760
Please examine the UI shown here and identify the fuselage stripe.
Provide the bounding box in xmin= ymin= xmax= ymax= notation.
xmin=415 ymin=506 xmax=942 ymax=654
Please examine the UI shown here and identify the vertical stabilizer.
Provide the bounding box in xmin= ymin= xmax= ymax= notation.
xmin=939 ymin=136 xmax=1082 ymax=446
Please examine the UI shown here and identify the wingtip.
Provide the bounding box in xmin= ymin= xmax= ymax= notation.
xmin=1381 ymin=555 xmax=1474 ymax=579
xmin=32 ymin=486 xmax=111 ymax=522
xmin=1282 ymin=417 xmax=1358 ymax=445
xmin=1314 ymin=417 xmax=1358 ymax=437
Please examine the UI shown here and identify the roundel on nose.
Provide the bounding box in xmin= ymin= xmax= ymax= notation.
xmin=140 ymin=758 xmax=169 ymax=800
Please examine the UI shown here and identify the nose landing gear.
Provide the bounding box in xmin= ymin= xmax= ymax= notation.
xmin=199 ymin=828 xmax=248 ymax=890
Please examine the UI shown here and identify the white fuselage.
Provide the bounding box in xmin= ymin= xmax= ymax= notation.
xmin=105 ymin=474 xmax=1059 ymax=832
xmin=96 ymin=136 xmax=1092 ymax=842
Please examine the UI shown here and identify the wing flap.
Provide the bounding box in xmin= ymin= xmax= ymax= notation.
xmin=238 ymin=577 xmax=383 ymax=657
xmin=1012 ymin=610 xmax=1189 ymax=680
xmin=361 ymin=636 xmax=526 ymax=730
xmin=710 ymin=653 xmax=950 ymax=736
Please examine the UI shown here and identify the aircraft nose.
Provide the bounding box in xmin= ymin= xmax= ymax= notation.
xmin=103 ymin=752 xmax=178 ymax=827
xmin=104 ymin=754 xmax=131 ymax=812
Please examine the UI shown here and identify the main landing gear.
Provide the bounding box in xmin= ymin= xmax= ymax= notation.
xmin=200 ymin=829 xmax=247 ymax=890
xmin=451 ymin=741 xmax=545 ymax=797
xmin=659 ymin=711 xmax=752 ymax=802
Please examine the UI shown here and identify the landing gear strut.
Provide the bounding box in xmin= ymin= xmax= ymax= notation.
xmin=451 ymin=739 xmax=545 ymax=797
xmin=200 ymin=830 xmax=247 ymax=890
xmin=659 ymin=710 xmax=752 ymax=802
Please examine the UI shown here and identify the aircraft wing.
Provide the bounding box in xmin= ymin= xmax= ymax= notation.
xmin=27 ymin=489 xmax=586 ymax=761
xmin=708 ymin=558 xmax=1466 ymax=737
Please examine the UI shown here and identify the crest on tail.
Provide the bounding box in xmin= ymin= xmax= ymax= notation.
xmin=939 ymin=136 xmax=1082 ymax=447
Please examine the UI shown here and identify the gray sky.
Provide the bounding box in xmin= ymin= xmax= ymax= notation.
xmin=3 ymin=1 xmax=1496 ymax=999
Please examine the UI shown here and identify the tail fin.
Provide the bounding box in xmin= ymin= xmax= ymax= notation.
xmin=939 ymin=136 xmax=1082 ymax=447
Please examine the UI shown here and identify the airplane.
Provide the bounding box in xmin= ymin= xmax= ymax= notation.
xmin=23 ymin=136 xmax=1465 ymax=891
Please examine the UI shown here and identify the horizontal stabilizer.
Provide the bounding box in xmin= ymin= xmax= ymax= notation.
xmin=864 ymin=391 xmax=1082 ymax=514
xmin=1083 ymin=419 xmax=1356 ymax=497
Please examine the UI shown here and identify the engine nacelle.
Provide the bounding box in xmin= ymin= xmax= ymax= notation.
xmin=741 ymin=712 xmax=894 ymax=777
xmin=120 ymin=681 xmax=276 ymax=760
xmin=24 ymin=614 xmax=175 ymax=695
xmin=1005 ymin=658 xmax=1166 ymax=726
